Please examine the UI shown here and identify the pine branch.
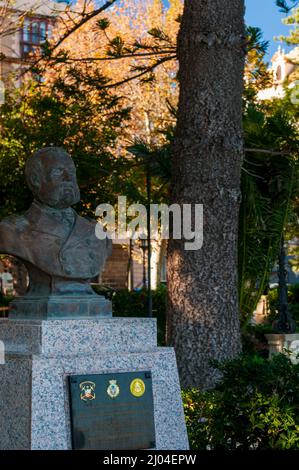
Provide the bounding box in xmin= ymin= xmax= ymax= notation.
xmin=245 ymin=148 xmax=292 ymax=155
xmin=100 ymin=55 xmax=176 ymax=89
xmin=55 ymin=50 xmax=175 ymax=63
xmin=52 ymin=0 xmax=119 ymax=53
xmin=276 ymin=0 xmax=299 ymax=13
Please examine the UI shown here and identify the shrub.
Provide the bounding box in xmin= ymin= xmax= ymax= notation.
xmin=92 ymin=284 xmax=167 ymax=346
xmin=182 ymin=354 xmax=299 ymax=450
xmin=0 ymin=294 xmax=12 ymax=317
xmin=0 ymin=294 xmax=12 ymax=307
xmin=242 ymin=324 xmax=272 ymax=358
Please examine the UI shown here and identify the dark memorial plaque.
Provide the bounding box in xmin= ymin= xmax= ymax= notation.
xmin=68 ymin=371 xmax=156 ymax=450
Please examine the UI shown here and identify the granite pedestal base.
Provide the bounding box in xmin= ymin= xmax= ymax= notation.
xmin=0 ymin=318 xmax=189 ymax=450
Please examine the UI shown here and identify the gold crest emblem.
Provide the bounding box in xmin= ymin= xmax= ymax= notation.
xmin=130 ymin=378 xmax=146 ymax=397
xmin=107 ymin=379 xmax=120 ymax=398
xmin=79 ymin=381 xmax=96 ymax=401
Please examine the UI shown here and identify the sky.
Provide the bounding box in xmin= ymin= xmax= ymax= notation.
xmin=245 ymin=0 xmax=294 ymax=60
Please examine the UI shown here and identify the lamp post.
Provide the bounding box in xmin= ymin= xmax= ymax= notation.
xmin=146 ymin=162 xmax=152 ymax=318
xmin=139 ymin=227 xmax=152 ymax=318
xmin=139 ymin=236 xmax=148 ymax=289
xmin=128 ymin=238 xmax=134 ymax=291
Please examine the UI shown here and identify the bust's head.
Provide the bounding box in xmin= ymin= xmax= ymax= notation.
xmin=25 ymin=147 xmax=80 ymax=209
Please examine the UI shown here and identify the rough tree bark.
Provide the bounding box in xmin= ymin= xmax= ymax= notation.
xmin=167 ymin=0 xmax=246 ymax=389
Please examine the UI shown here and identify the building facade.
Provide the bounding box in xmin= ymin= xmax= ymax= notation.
xmin=258 ymin=46 xmax=299 ymax=101
xmin=0 ymin=0 xmax=67 ymax=85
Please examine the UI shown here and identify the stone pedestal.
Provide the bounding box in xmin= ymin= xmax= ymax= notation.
xmin=9 ymin=295 xmax=112 ymax=320
xmin=266 ymin=333 xmax=299 ymax=364
xmin=0 ymin=318 xmax=189 ymax=450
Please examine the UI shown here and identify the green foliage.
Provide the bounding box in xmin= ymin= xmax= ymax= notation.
xmin=107 ymin=36 xmax=126 ymax=57
xmin=113 ymin=286 xmax=166 ymax=346
xmin=97 ymin=18 xmax=110 ymax=31
xmin=127 ymin=140 xmax=171 ymax=204
xmin=129 ymin=24 xmax=298 ymax=327
xmin=247 ymin=27 xmax=269 ymax=54
xmin=0 ymin=68 xmax=131 ymax=219
xmin=242 ymin=324 xmax=272 ymax=358
xmin=281 ymin=8 xmax=299 ymax=46
xmin=0 ymin=12 xmax=297 ymax=332
xmin=92 ymin=284 xmax=167 ymax=346
xmin=239 ymin=104 xmax=299 ymax=326
xmin=276 ymin=0 xmax=299 ymax=46
xmin=268 ymin=283 xmax=299 ymax=325
xmin=129 ymin=99 xmax=299 ymax=329
xmin=183 ymin=354 xmax=299 ymax=450
xmin=0 ymin=294 xmax=12 ymax=308
xmin=265 ymin=92 xmax=299 ymax=248
xmin=276 ymin=0 xmax=299 ymax=14
xmin=0 ymin=294 xmax=12 ymax=317
xmin=147 ymin=28 xmax=171 ymax=43
xmin=245 ymin=27 xmax=272 ymax=100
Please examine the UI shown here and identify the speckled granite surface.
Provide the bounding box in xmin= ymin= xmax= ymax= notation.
xmin=0 ymin=355 xmax=32 ymax=450
xmin=0 ymin=318 xmax=157 ymax=355
xmin=0 ymin=318 xmax=189 ymax=450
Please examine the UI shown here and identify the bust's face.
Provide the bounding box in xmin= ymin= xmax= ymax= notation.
xmin=36 ymin=152 xmax=80 ymax=209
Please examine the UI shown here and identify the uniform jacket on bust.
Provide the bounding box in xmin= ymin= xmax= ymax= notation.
xmin=0 ymin=201 xmax=112 ymax=280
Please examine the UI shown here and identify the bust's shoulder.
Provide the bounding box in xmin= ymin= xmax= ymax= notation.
xmin=0 ymin=214 xmax=29 ymax=255
xmin=73 ymin=213 xmax=110 ymax=246
xmin=0 ymin=214 xmax=29 ymax=232
xmin=75 ymin=213 xmax=97 ymax=228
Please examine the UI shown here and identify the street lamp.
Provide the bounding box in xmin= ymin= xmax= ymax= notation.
xmin=138 ymin=232 xmax=152 ymax=318
xmin=139 ymin=234 xmax=148 ymax=289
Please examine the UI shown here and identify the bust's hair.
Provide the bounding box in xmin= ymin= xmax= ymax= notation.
xmin=25 ymin=147 xmax=71 ymax=194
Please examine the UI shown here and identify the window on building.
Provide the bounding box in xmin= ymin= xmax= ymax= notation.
xmin=276 ymin=65 xmax=282 ymax=82
xmin=20 ymin=18 xmax=52 ymax=58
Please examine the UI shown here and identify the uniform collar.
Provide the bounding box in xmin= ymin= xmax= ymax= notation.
xmin=32 ymin=200 xmax=75 ymax=221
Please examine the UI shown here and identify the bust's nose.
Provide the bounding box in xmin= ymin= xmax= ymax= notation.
xmin=62 ymin=169 xmax=72 ymax=181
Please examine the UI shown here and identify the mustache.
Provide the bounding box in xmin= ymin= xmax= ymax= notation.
xmin=59 ymin=184 xmax=79 ymax=194
xmin=55 ymin=185 xmax=80 ymax=204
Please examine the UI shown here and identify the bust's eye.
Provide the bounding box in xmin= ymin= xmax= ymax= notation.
xmin=50 ymin=169 xmax=63 ymax=178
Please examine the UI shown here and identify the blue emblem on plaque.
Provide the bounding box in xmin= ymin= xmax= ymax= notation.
xmin=107 ymin=379 xmax=120 ymax=398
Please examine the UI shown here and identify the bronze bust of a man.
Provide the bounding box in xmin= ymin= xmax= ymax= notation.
xmin=0 ymin=147 xmax=112 ymax=319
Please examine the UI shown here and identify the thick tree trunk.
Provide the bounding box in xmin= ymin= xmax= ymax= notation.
xmin=167 ymin=0 xmax=245 ymax=389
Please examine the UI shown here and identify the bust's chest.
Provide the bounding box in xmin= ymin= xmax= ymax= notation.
xmin=22 ymin=213 xmax=107 ymax=279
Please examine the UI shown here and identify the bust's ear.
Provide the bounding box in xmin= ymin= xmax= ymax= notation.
xmin=30 ymin=171 xmax=40 ymax=191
